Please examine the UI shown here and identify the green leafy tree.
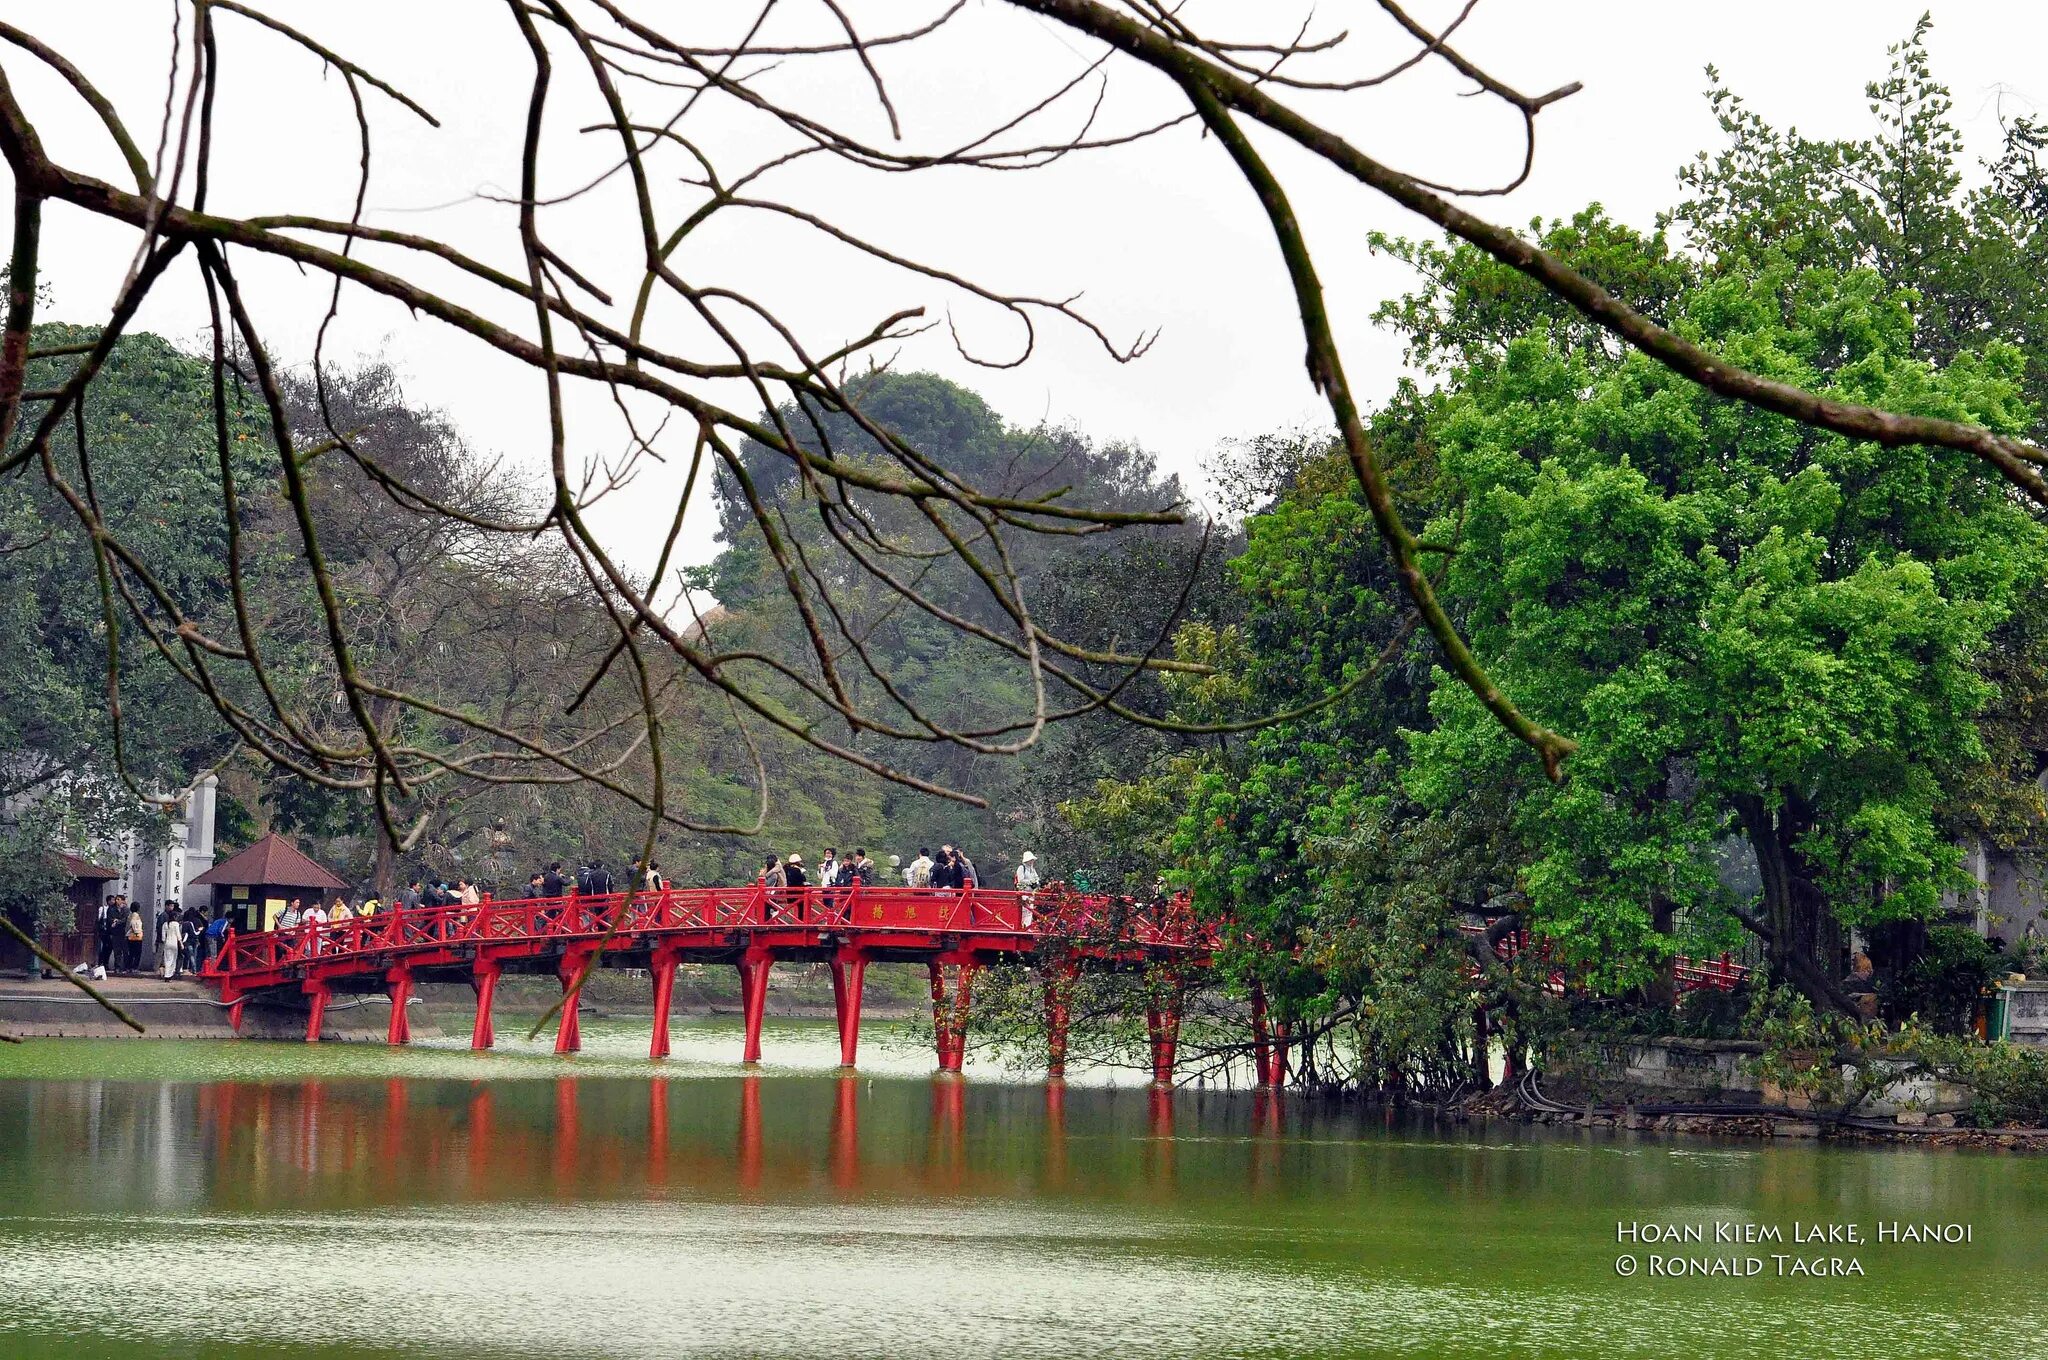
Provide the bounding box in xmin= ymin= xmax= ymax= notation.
xmin=1403 ymin=247 xmax=2044 ymax=1007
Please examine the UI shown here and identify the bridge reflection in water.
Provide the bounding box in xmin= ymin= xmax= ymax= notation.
xmin=12 ymin=1072 xmax=1304 ymax=1212
xmin=9 ymin=1057 xmax=2044 ymax=1360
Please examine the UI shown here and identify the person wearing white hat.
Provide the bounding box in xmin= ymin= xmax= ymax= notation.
xmin=1014 ymin=851 xmax=1042 ymax=928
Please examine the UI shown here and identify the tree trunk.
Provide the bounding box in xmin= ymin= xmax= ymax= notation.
xmin=374 ymin=831 xmax=398 ymax=900
xmin=1647 ymin=893 xmax=1676 ymax=1008
xmin=1732 ymin=792 xmax=1859 ymax=1015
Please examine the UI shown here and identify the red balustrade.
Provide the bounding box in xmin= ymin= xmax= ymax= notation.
xmin=199 ymin=884 xmax=1214 ymax=1076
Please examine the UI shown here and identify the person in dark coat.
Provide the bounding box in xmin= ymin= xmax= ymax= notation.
xmin=95 ymin=895 xmax=124 ymax=976
xmin=783 ymin=853 xmax=809 ymax=923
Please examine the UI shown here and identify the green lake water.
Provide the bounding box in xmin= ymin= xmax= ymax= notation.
xmin=1 ymin=1017 xmax=2045 ymax=1358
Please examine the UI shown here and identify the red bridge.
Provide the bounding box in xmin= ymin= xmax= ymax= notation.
xmin=198 ymin=886 xmax=1748 ymax=1088
xmin=197 ymin=884 xmax=1250 ymax=1086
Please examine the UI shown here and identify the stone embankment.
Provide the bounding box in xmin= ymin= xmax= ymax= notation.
xmin=0 ymin=963 xmax=921 ymax=1041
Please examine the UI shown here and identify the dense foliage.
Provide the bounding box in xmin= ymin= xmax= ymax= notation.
xmin=1062 ymin=24 xmax=2048 ymax=1094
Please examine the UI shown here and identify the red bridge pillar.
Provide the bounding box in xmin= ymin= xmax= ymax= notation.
xmin=1044 ymin=962 xmax=1074 ymax=1082
xmin=385 ymin=967 xmax=415 ymax=1046
xmin=555 ymin=946 xmax=596 ymax=1056
xmin=303 ymin=978 xmax=330 ymax=1044
xmin=1250 ymin=983 xmax=1288 ymax=1088
xmin=1146 ymin=997 xmax=1181 ymax=1089
xmin=1266 ymin=1021 xmax=1291 ymax=1089
xmin=928 ymin=959 xmax=977 ymax=1073
xmin=736 ymin=945 xmax=773 ymax=1065
xmin=470 ymin=958 xmax=500 ymax=1051
xmin=830 ymin=947 xmax=867 ymax=1068
xmin=649 ymin=946 xmax=681 ymax=1060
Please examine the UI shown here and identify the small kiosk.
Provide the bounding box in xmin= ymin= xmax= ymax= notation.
xmin=191 ymin=833 xmax=348 ymax=934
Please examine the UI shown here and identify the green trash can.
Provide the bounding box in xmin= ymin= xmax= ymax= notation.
xmin=1989 ymin=985 xmax=2014 ymax=1043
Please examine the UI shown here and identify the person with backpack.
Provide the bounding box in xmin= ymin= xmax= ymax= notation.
xmin=906 ymin=849 xmax=935 ymax=889
xmin=1014 ymin=851 xmax=1042 ymax=927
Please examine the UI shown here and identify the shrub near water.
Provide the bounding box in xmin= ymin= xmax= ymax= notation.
xmin=1880 ymin=926 xmax=2005 ymax=1034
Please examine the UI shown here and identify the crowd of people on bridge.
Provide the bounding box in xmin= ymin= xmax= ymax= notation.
xmin=754 ymin=844 xmax=1040 ymax=893
xmin=172 ymin=842 xmax=1053 ymax=958
xmin=747 ymin=843 xmax=1045 ymax=923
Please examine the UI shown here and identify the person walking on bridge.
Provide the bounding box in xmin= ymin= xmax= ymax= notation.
xmin=327 ymin=897 xmax=353 ymax=953
xmin=817 ymin=848 xmax=842 ymax=919
xmin=782 ymin=853 xmax=808 ymax=923
xmin=906 ymin=848 xmax=934 ymax=888
xmin=1015 ymin=851 xmax=1041 ymax=927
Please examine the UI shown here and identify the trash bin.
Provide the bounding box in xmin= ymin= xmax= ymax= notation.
xmin=1989 ymin=985 xmax=2014 ymax=1042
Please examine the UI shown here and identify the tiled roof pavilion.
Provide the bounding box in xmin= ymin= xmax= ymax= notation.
xmin=192 ymin=833 xmax=347 ymax=892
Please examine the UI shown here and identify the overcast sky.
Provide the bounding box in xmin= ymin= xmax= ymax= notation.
xmin=7 ymin=2 xmax=2045 ymax=595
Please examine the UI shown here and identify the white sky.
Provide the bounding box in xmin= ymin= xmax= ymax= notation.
xmin=6 ymin=2 xmax=2045 ymax=596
